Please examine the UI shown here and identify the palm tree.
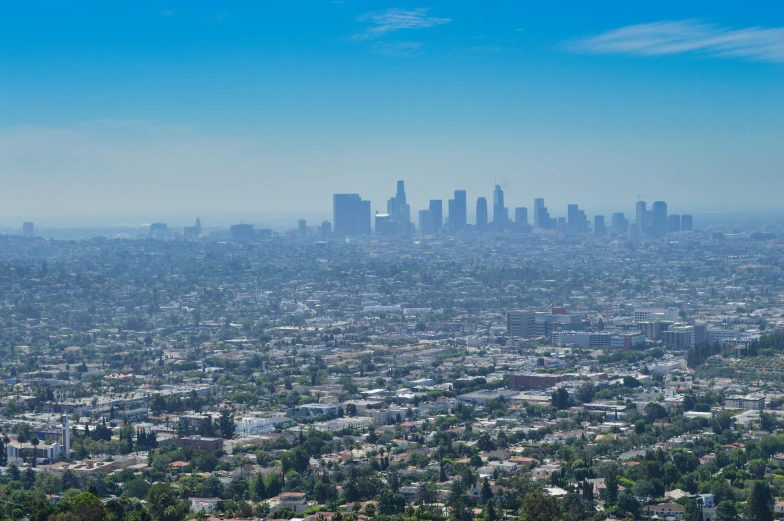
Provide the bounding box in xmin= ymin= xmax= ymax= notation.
xmin=30 ymin=437 xmax=39 ymax=466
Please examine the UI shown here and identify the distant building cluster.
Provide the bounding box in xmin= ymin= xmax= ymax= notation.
xmin=320 ymin=181 xmax=694 ymax=239
xmin=18 ymin=180 xmax=698 ymax=244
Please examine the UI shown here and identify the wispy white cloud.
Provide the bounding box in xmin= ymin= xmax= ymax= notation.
xmin=161 ymin=8 xmax=177 ymax=16
xmin=354 ymin=8 xmax=450 ymax=40
xmin=574 ymin=20 xmax=784 ymax=62
xmin=373 ymin=41 xmax=423 ymax=56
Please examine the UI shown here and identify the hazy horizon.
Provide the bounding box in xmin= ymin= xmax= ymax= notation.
xmin=4 ymin=207 xmax=784 ymax=234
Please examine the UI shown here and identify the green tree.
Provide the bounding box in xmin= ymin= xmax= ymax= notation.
xmin=7 ymin=463 xmax=20 ymax=481
xmin=577 ymin=381 xmax=595 ymax=404
xmin=176 ymin=418 xmax=192 ymax=437
xmin=617 ymin=491 xmax=640 ymax=519
xmin=644 ymin=402 xmax=668 ymax=423
xmin=56 ymin=492 xmax=106 ymax=521
xmin=23 ymin=467 xmax=36 ymax=489
xmin=281 ymin=447 xmax=309 ymax=474
xmin=759 ymin=412 xmax=778 ymax=432
xmin=251 ymin=473 xmax=268 ymax=501
xmin=551 ymin=388 xmax=569 ymax=410
xmin=314 ymin=480 xmax=337 ymax=503
xmin=683 ymin=500 xmax=703 ymax=521
xmin=748 ymin=459 xmax=766 ymax=479
xmin=25 ymin=492 xmax=55 ymax=521
xmin=711 ymin=412 xmax=734 ymax=435
xmin=265 ymin=472 xmax=284 ymax=497
xmin=744 ymin=481 xmax=773 ymax=521
xmin=715 ymin=500 xmax=739 ymax=521
xmin=125 ymin=478 xmax=151 ymax=500
xmin=218 ymin=409 xmax=235 ymax=439
xmin=484 ymin=500 xmax=498 ymax=521
xmin=602 ymin=467 xmax=619 ymax=506
xmin=481 ymin=478 xmax=493 ymax=502
xmin=518 ymin=488 xmax=562 ymax=521
xmin=146 ymin=483 xmax=188 ymax=521
xmin=582 ymin=480 xmax=593 ymax=503
xmin=623 ymin=376 xmax=641 ymax=388
xmin=377 ymin=489 xmax=406 ymax=515
xmin=449 ymin=494 xmax=473 ymax=521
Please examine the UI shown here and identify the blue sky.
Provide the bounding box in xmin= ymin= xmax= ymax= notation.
xmin=1 ymin=1 xmax=783 ymax=226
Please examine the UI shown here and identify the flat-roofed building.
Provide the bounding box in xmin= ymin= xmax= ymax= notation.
xmin=725 ymin=394 xmax=765 ymax=410
xmin=507 ymin=310 xmax=535 ymax=337
xmin=509 ymin=374 xmax=568 ymax=390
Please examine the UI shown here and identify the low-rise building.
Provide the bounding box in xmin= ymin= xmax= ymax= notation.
xmin=644 ymin=503 xmax=685 ymax=519
xmin=291 ymin=403 xmax=341 ymax=419
xmin=532 ymin=464 xmax=561 ymax=480
xmin=190 ymin=498 xmax=221 ymax=514
xmin=172 ymin=436 xmax=224 ymax=452
xmin=725 ymin=394 xmax=766 ymax=410
xmin=7 ymin=441 xmax=62 ymax=465
xmin=508 ymin=374 xmax=568 ymax=390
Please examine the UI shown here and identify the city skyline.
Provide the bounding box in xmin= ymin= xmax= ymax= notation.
xmin=1 ymin=2 xmax=784 ymax=220
xmin=6 ymin=184 xmax=702 ymax=238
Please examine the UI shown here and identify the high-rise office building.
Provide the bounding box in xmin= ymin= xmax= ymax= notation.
xmin=385 ymin=180 xmax=412 ymax=234
xmin=150 ymin=222 xmax=168 ymax=240
xmin=635 ymin=200 xmax=647 ymax=234
xmin=449 ymin=190 xmax=467 ymax=231
xmin=418 ymin=210 xmax=434 ymax=235
xmin=567 ymin=204 xmax=578 ymax=226
xmin=567 ymin=204 xmax=587 ymax=234
xmin=333 ymin=194 xmax=371 ymax=236
xmin=429 ymin=200 xmax=443 ymax=235
xmin=594 ymin=215 xmax=607 ymax=235
xmin=22 ymin=222 xmax=34 ymax=238
xmin=184 ymin=217 xmax=202 ymax=239
xmin=652 ymin=201 xmax=668 ymax=237
xmin=230 ymin=223 xmax=255 ymax=242
xmin=320 ymin=221 xmax=332 ymax=238
xmin=681 ymin=214 xmax=693 ymax=231
xmin=534 ymin=199 xmax=556 ymax=230
xmin=611 ymin=213 xmax=629 ymax=235
xmin=476 ymin=197 xmax=488 ymax=230
xmin=298 ymin=219 xmax=308 ymax=238
xmin=492 ymin=185 xmax=507 ymax=231
xmin=375 ymin=212 xmax=397 ymax=235
xmin=533 ymin=198 xmax=545 ymax=227
xmin=515 ymin=207 xmax=528 ymax=225
xmin=668 ymin=214 xmax=681 ymax=233
xmin=507 ymin=310 xmax=535 ymax=337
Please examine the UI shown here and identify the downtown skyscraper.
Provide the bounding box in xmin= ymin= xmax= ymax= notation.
xmin=333 ymin=194 xmax=371 ymax=236
xmin=385 ymin=180 xmax=413 ymax=234
xmin=476 ymin=197 xmax=488 ymax=230
xmin=652 ymin=201 xmax=668 ymax=238
xmin=492 ymin=184 xmax=508 ymax=231
xmin=448 ymin=190 xmax=467 ymax=231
